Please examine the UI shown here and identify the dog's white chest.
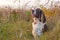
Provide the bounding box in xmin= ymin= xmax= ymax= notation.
xmin=32 ymin=22 xmax=44 ymax=36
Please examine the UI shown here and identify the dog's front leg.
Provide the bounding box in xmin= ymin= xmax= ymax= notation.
xmin=32 ymin=30 xmax=38 ymax=40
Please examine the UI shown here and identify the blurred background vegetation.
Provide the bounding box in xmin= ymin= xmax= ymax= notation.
xmin=0 ymin=5 xmax=60 ymax=40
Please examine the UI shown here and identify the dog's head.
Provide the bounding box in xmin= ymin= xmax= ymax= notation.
xmin=32 ymin=8 xmax=43 ymax=18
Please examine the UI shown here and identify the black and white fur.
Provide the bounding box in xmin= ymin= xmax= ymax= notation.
xmin=32 ymin=8 xmax=47 ymax=40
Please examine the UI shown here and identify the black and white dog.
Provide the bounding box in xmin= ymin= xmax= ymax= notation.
xmin=31 ymin=8 xmax=47 ymax=40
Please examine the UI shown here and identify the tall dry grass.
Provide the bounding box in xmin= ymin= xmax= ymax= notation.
xmin=0 ymin=7 xmax=60 ymax=40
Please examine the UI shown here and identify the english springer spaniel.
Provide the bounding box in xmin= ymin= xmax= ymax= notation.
xmin=31 ymin=8 xmax=47 ymax=40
